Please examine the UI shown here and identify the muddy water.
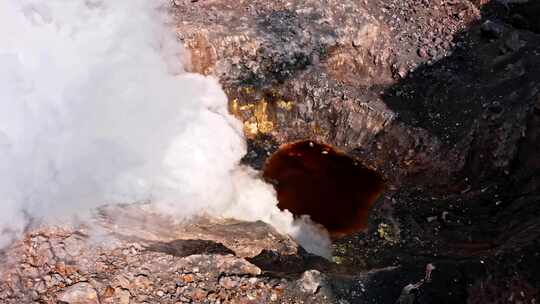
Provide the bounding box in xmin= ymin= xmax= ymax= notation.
xmin=263 ymin=140 xmax=385 ymax=237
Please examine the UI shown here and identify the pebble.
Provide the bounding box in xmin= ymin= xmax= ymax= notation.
xmin=299 ymin=270 xmax=323 ymax=294
xmin=418 ymin=47 xmax=428 ymax=58
xmin=58 ymin=282 xmax=100 ymax=304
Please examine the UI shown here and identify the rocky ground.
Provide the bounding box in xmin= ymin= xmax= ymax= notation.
xmin=2 ymin=0 xmax=540 ymax=303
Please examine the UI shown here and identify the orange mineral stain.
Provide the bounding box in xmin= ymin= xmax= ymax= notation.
xmin=263 ymin=140 xmax=385 ymax=238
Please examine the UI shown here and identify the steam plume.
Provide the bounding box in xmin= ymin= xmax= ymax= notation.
xmin=0 ymin=0 xmax=330 ymax=256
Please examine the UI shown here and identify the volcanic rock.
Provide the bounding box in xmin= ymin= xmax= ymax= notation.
xmin=2 ymin=1 xmax=540 ymax=303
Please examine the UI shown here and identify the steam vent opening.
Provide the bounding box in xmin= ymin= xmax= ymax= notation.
xmin=263 ymin=140 xmax=385 ymax=238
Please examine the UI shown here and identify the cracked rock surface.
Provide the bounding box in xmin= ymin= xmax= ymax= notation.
xmin=0 ymin=205 xmax=394 ymax=304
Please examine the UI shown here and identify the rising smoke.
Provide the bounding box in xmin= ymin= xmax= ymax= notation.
xmin=0 ymin=0 xmax=331 ymax=256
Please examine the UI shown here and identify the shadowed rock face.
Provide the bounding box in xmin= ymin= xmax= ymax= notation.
xmin=264 ymin=141 xmax=385 ymax=237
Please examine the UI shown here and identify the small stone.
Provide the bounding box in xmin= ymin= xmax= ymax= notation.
xmin=190 ymin=288 xmax=207 ymax=301
xmin=504 ymin=31 xmax=524 ymax=52
xmin=34 ymin=281 xmax=47 ymax=294
xmin=43 ymin=275 xmax=54 ymax=288
xmin=102 ymin=287 xmax=115 ymax=298
xmin=58 ymin=282 xmax=100 ymax=304
xmin=114 ymin=275 xmax=131 ymax=290
xmin=133 ymin=275 xmax=152 ymax=291
xmin=426 ymin=216 xmax=438 ymax=223
xmin=30 ymin=290 xmax=40 ymax=300
xmin=25 ymin=266 xmax=40 ymax=279
xmin=63 ymin=235 xmax=85 ymax=257
xmin=480 ymin=20 xmax=505 ymax=39
xmin=180 ymin=274 xmax=194 ymax=283
xmin=417 ymin=47 xmax=428 ymax=58
xmin=219 ymin=277 xmax=238 ymax=289
xmin=397 ymin=66 xmax=408 ymax=78
xmin=441 ymin=211 xmax=449 ymax=221
xmin=396 ymin=284 xmax=417 ymax=304
xmin=298 ymin=270 xmax=323 ymax=294
xmin=114 ymin=289 xmax=130 ymax=304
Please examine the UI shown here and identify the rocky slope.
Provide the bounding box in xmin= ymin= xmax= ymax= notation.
xmin=2 ymin=0 xmax=540 ymax=303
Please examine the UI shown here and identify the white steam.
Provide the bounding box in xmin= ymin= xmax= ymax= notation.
xmin=0 ymin=0 xmax=331 ymax=256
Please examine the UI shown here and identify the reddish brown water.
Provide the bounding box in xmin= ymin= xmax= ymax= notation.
xmin=263 ymin=140 xmax=385 ymax=238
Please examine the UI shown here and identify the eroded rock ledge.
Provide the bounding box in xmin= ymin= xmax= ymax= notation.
xmin=0 ymin=205 xmax=396 ymax=304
